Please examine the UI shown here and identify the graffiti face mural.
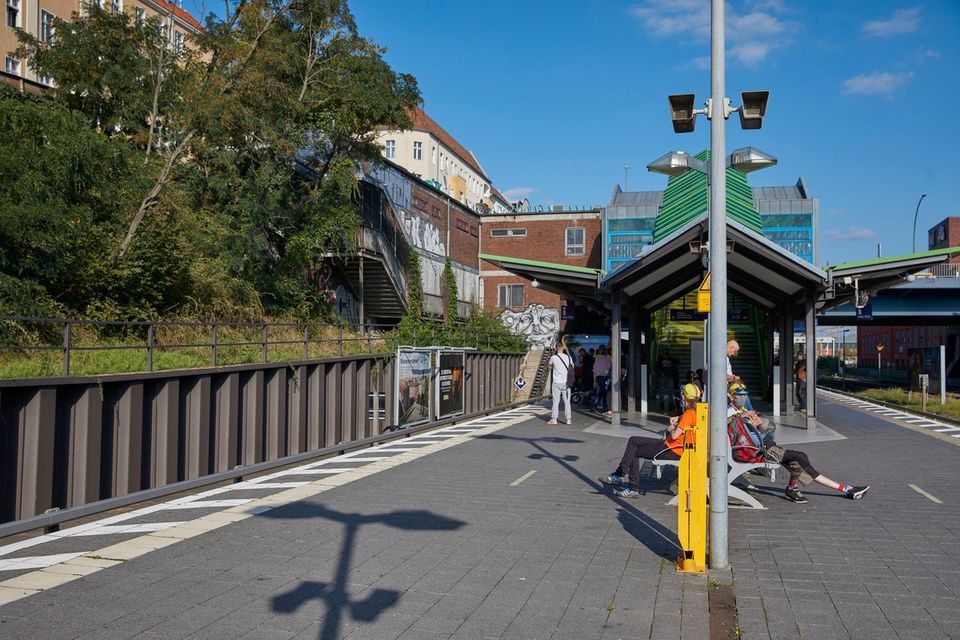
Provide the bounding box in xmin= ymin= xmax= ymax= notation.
xmin=499 ymin=303 xmax=560 ymax=349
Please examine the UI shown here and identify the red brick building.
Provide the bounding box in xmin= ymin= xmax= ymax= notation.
xmin=858 ymin=217 xmax=960 ymax=372
xmin=928 ymin=217 xmax=960 ymax=263
xmin=479 ymin=208 xmax=604 ymax=336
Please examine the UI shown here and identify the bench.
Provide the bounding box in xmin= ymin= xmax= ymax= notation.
xmin=658 ymin=430 xmax=778 ymax=510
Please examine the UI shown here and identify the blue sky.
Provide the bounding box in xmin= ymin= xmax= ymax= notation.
xmin=345 ymin=0 xmax=960 ymax=267
xmin=191 ymin=1 xmax=960 ymax=267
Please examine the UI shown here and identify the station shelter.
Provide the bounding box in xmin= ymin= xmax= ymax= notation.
xmin=481 ymin=155 xmax=960 ymax=428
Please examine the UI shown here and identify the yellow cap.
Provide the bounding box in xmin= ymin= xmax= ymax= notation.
xmin=682 ymin=383 xmax=700 ymax=400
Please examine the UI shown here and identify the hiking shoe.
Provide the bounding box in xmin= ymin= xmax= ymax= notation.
xmin=547 ymin=419 xmax=558 ymax=425
xmin=613 ymin=487 xmax=640 ymax=499
xmin=784 ymin=488 xmax=808 ymax=504
xmin=599 ymin=474 xmax=627 ymax=486
xmin=846 ymin=486 xmax=870 ymax=500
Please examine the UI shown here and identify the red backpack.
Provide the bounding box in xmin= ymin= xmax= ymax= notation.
xmin=727 ymin=414 xmax=765 ymax=463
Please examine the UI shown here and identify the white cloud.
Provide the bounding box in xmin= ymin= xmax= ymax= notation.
xmin=843 ymin=71 xmax=913 ymax=96
xmin=863 ymin=7 xmax=921 ymax=37
xmin=824 ymin=226 xmax=877 ymax=241
xmin=502 ymin=187 xmax=537 ymax=200
xmin=627 ymin=0 xmax=795 ymax=68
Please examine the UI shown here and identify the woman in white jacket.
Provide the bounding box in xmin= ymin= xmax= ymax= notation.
xmin=547 ymin=341 xmax=573 ymax=425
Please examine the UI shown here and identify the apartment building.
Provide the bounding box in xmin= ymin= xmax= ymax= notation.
xmin=376 ymin=107 xmax=507 ymax=214
xmin=2 ymin=0 xmax=202 ymax=92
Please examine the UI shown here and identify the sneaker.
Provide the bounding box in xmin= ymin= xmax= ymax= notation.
xmin=599 ymin=474 xmax=627 ymax=486
xmin=784 ymin=488 xmax=808 ymax=503
xmin=547 ymin=419 xmax=558 ymax=425
xmin=613 ymin=487 xmax=640 ymax=499
xmin=566 ymin=420 xmax=573 ymax=425
xmin=846 ymin=485 xmax=870 ymax=500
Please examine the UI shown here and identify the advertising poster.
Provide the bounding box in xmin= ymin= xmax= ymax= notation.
xmin=397 ymin=349 xmax=432 ymax=427
xmin=908 ymin=347 xmax=941 ymax=393
xmin=437 ymin=351 xmax=465 ymax=419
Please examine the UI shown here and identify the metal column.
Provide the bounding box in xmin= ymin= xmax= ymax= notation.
xmin=805 ymin=290 xmax=816 ymax=429
xmin=611 ymin=291 xmax=622 ymax=426
xmin=627 ymin=303 xmax=638 ymax=416
xmin=707 ymin=0 xmax=730 ymax=569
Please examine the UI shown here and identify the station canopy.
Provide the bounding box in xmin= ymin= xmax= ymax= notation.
xmin=482 ymin=219 xmax=960 ymax=317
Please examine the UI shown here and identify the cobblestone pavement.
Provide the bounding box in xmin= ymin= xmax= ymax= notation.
xmin=730 ymin=396 xmax=960 ymax=640
xmin=0 ymin=404 xmax=708 ymax=640
xmin=1 ymin=394 xmax=955 ymax=640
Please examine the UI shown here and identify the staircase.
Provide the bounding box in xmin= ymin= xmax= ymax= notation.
xmin=527 ymin=349 xmax=554 ymax=401
xmin=653 ymin=292 xmax=767 ymax=396
xmin=513 ymin=349 xmax=546 ymax=402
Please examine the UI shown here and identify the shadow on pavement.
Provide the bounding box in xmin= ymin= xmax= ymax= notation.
xmin=478 ymin=433 xmax=681 ymax=557
xmin=260 ymin=504 xmax=465 ymax=640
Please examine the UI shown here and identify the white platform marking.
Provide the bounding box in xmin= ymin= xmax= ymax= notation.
xmin=510 ymin=470 xmax=537 ymax=487
xmin=0 ymin=553 xmax=88 ymax=572
xmin=909 ymin=484 xmax=943 ymax=504
xmin=66 ymin=522 xmax=184 ymax=536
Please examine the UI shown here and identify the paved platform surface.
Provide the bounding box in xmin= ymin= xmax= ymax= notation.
xmin=0 ymin=394 xmax=958 ymax=639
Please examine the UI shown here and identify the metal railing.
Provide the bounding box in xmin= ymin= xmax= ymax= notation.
xmin=0 ymin=316 xmax=526 ymax=378
xmin=927 ymin=263 xmax=960 ymax=278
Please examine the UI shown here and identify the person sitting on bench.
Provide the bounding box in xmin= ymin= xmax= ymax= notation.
xmin=727 ymin=383 xmax=870 ymax=503
xmin=598 ymin=383 xmax=701 ymax=498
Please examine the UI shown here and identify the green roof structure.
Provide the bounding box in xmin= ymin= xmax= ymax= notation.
xmin=477 ymin=254 xmax=604 ymax=275
xmin=653 ymin=150 xmax=763 ymax=242
xmin=825 ymin=246 xmax=960 ymax=271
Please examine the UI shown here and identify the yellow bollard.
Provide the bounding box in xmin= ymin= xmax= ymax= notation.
xmin=677 ymin=402 xmax=708 ymax=573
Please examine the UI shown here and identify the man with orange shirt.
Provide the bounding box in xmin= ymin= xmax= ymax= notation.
xmin=598 ymin=383 xmax=701 ymax=498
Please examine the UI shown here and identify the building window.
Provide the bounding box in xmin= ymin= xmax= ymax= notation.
xmin=384 ymin=139 xmax=395 ymax=159
xmin=5 ymin=56 xmax=20 ymax=76
xmin=413 ymin=141 xmax=422 ymax=160
xmin=39 ymin=74 xmax=53 ymax=86
xmin=498 ymin=284 xmax=524 ymax=308
xmin=565 ymin=227 xmax=585 ymax=256
xmin=431 ymin=146 xmax=436 ymax=165
xmin=490 ymin=228 xmax=527 ymax=238
xmin=174 ymin=30 xmax=184 ymax=54
xmin=6 ymin=0 xmax=19 ymax=28
xmin=110 ymin=0 xmax=121 ymax=14
xmin=40 ymin=10 xmax=55 ymax=43
xmin=134 ymin=6 xmax=145 ymax=24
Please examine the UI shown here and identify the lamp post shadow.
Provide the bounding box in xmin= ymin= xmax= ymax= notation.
xmin=261 ymin=504 xmax=465 ymax=640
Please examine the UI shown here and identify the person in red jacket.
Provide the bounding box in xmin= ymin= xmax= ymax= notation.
xmin=598 ymin=383 xmax=702 ymax=498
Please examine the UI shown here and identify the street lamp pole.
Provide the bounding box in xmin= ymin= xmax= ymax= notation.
xmin=912 ymin=194 xmax=928 ymax=253
xmin=707 ymin=0 xmax=729 ymax=570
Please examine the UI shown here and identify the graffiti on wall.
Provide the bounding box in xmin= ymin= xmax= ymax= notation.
xmin=403 ymin=214 xmax=446 ymax=255
xmin=368 ymin=163 xmax=411 ymax=211
xmin=499 ymin=303 xmax=560 ymax=349
xmin=303 ymin=263 xmax=361 ymax=326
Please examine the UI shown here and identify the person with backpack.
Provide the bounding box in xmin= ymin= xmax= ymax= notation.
xmin=592 ymin=345 xmax=612 ymax=415
xmin=548 ymin=341 xmax=574 ymax=425
xmin=597 ymin=383 xmax=702 ymax=498
xmin=727 ymin=383 xmax=869 ymax=503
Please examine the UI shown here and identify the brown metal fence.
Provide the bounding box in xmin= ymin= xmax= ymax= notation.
xmin=0 ymin=350 xmax=524 ymax=528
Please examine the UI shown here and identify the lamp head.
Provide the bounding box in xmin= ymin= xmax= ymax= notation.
xmin=668 ymin=94 xmax=697 ymax=133
xmin=739 ymin=91 xmax=769 ymax=130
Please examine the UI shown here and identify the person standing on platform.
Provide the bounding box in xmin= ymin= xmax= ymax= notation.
xmin=547 ymin=341 xmax=573 ymax=425
xmin=726 ymin=340 xmax=754 ymax=411
xmin=593 ymin=346 xmax=612 ymax=415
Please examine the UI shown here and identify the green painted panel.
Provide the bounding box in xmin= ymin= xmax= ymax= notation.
xmin=653 ymin=150 xmax=763 ymax=242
